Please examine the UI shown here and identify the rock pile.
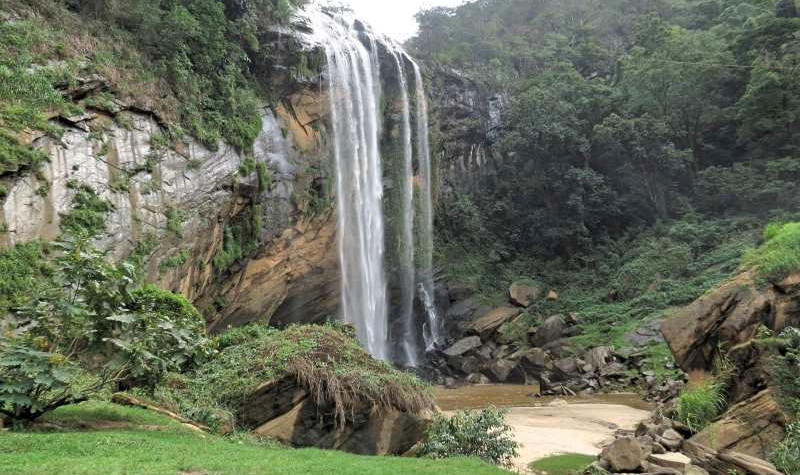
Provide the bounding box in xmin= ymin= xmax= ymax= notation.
xmin=428 ymin=281 xmax=682 ymax=397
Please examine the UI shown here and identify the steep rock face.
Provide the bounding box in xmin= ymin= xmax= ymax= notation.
xmin=661 ymin=272 xmax=800 ymax=375
xmin=660 ymin=272 xmax=800 ymax=469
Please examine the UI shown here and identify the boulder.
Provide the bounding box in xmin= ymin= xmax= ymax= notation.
xmin=625 ymin=319 xmax=664 ymax=347
xmin=447 ymin=282 xmax=473 ymax=302
xmin=468 ymin=307 xmax=521 ymax=339
xmin=531 ymin=315 xmax=566 ymax=347
xmin=509 ymin=281 xmax=541 ymax=307
xmin=466 ymin=373 xmax=491 ymax=384
xmin=546 ymin=289 xmax=559 ymax=301
xmin=443 ymin=336 xmax=482 ymax=357
xmin=648 ymin=452 xmax=691 ymax=472
xmin=585 ymin=346 xmax=614 ymax=372
xmin=482 ymin=359 xmax=526 ymax=384
xmin=553 ymin=357 xmax=579 ymax=379
xmin=458 ymin=355 xmax=481 ymax=375
xmin=254 ymin=398 xmax=432 ymax=455
xmin=661 ymin=273 xmax=773 ymax=371
xmin=689 ymin=389 xmax=786 ymax=460
xmin=446 ymin=298 xmax=476 ymax=321
xmin=684 ymin=441 xmax=783 ymax=475
xmin=600 ymin=437 xmax=643 ymax=472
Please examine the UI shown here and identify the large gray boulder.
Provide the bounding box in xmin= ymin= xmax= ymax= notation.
xmin=531 ymin=315 xmax=566 ymax=347
xmin=600 ymin=437 xmax=643 ymax=472
xmin=443 ymin=336 xmax=482 ymax=357
xmin=509 ymin=281 xmax=541 ymax=307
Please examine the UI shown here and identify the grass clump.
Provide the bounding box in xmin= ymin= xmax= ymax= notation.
xmin=171 ymin=323 xmax=434 ymax=428
xmin=58 ymin=184 xmax=111 ymax=238
xmin=528 ymin=453 xmax=596 ymax=475
xmin=770 ymin=420 xmax=800 ymax=475
xmin=674 ymin=376 xmax=727 ymax=433
xmin=744 ymin=221 xmax=800 ymax=282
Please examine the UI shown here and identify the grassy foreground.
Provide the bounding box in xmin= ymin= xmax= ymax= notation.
xmin=0 ymin=402 xmax=508 ymax=475
xmin=528 ymin=453 xmax=595 ymax=475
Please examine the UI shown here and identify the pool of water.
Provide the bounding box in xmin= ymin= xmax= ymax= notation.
xmin=434 ymin=384 xmax=652 ymax=412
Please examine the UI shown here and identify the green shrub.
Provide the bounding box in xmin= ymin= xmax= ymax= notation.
xmin=770 ymin=420 xmax=800 ymax=475
xmin=675 ymin=379 xmax=727 ymax=433
xmin=418 ymin=407 xmax=519 ymax=467
xmin=744 ymin=222 xmax=800 ymax=281
xmin=58 ymin=185 xmax=111 ymax=238
xmin=773 ymin=327 xmax=800 ymax=415
xmin=0 ymin=336 xmax=108 ymax=426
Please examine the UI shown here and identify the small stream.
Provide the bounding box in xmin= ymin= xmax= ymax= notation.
xmin=435 ymin=384 xmax=653 ymax=411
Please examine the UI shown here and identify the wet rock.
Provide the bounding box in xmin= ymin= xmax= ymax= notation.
xmin=446 ymin=298 xmax=476 ymax=321
xmin=600 ymin=437 xmax=643 ymax=472
xmin=509 ymin=281 xmax=541 ymax=307
xmin=531 ymin=315 xmax=566 ymax=347
xmin=443 ymin=336 xmax=482 ymax=357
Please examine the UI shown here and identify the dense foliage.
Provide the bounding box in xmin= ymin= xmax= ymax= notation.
xmin=415 ymin=0 xmax=800 ymax=256
xmin=0 ymin=0 xmax=307 ymax=154
xmin=0 ymin=188 xmax=212 ymax=425
xmin=745 ymin=221 xmax=800 ymax=281
xmin=418 ymin=407 xmax=519 ymax=467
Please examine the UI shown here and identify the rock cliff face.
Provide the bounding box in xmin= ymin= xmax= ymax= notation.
xmin=659 ymin=272 xmax=800 ymax=473
xmin=0 ymin=25 xmax=445 ymax=335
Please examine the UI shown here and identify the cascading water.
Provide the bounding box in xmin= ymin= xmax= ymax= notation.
xmin=304 ymin=9 xmax=389 ymax=360
xmin=391 ymin=48 xmax=419 ymax=367
xmin=412 ymin=62 xmax=442 ymax=350
xmin=301 ymin=7 xmax=438 ymax=363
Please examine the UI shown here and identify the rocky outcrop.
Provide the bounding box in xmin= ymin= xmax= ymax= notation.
xmin=661 ymin=272 xmax=800 ymax=375
xmin=689 ymin=390 xmax=787 ymax=459
xmin=243 ymin=376 xmax=432 ymax=456
xmin=657 ymin=271 xmax=800 ymax=473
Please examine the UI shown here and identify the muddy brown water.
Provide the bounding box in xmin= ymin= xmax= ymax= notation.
xmin=434 ymin=384 xmax=652 ymax=412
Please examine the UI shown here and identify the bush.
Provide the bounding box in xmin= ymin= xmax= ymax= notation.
xmin=675 ymin=379 xmax=727 ymax=433
xmin=770 ymin=420 xmax=800 ymax=475
xmin=773 ymin=327 xmax=800 ymax=415
xmin=0 ymin=336 xmax=109 ymax=425
xmin=418 ymin=407 xmax=519 ymax=467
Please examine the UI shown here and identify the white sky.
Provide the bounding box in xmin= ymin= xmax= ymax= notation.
xmin=324 ymin=0 xmax=467 ymax=41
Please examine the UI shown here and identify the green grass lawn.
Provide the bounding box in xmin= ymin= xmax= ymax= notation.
xmin=528 ymin=453 xmax=596 ymax=475
xmin=0 ymin=402 xmax=509 ymax=475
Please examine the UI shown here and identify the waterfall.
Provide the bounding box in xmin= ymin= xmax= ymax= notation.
xmin=304 ymin=9 xmax=389 ymax=360
xmin=412 ymin=62 xmax=441 ymax=350
xmin=391 ymin=49 xmax=419 ymax=367
xmin=301 ymin=8 xmax=439 ymax=363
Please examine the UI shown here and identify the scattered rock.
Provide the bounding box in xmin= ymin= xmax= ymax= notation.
xmin=600 ymin=437 xmax=643 ymax=472
xmin=625 ymin=319 xmax=664 ymax=347
xmin=465 ymin=373 xmax=491 ymax=384
xmin=443 ymin=336 xmax=482 ymax=357
xmin=509 ymin=281 xmax=541 ymax=307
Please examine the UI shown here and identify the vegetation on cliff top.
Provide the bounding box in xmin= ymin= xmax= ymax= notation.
xmin=148 ymin=323 xmax=433 ymax=430
xmin=745 ymin=221 xmax=800 ymax=282
xmin=0 ymin=0 xmax=308 ymax=157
